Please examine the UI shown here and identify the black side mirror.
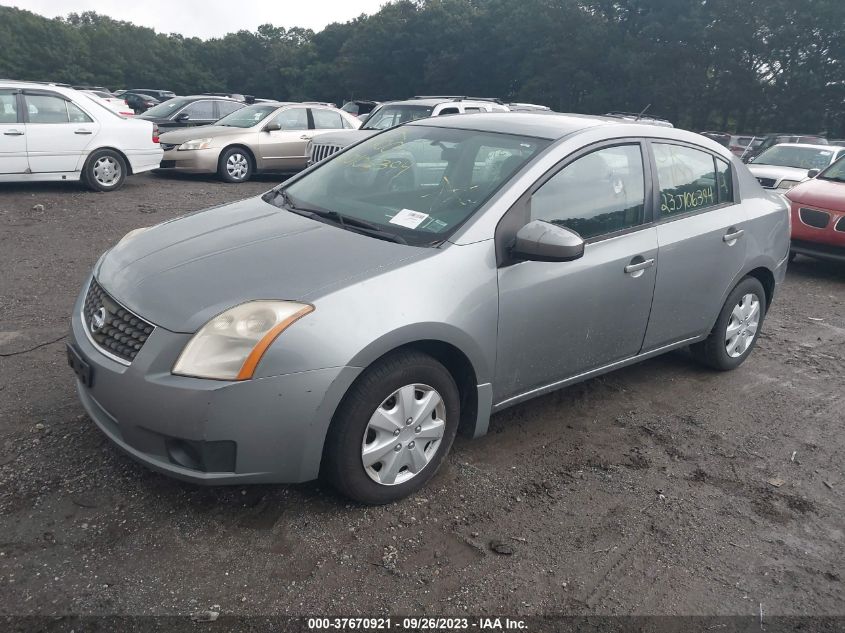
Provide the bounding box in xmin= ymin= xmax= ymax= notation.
xmin=510 ymin=220 xmax=585 ymax=262
xmin=264 ymin=122 xmax=282 ymax=132
xmin=807 ymin=168 xmax=821 ymax=178
xmin=176 ymin=112 xmax=189 ymax=122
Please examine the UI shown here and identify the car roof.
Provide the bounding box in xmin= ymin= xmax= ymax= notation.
xmin=404 ymin=112 xmax=623 ymax=139
xmin=0 ymin=81 xmax=92 ymax=99
xmin=405 ymin=112 xmax=739 ymax=150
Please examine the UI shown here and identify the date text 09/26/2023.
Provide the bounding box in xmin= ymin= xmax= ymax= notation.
xmin=307 ymin=617 xmax=528 ymax=630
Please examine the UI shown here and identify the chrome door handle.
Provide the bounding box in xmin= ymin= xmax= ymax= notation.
xmin=74 ymin=129 xmax=93 ymax=135
xmin=3 ymin=130 xmax=24 ymax=136
xmin=300 ymin=134 xmax=313 ymax=140
xmin=624 ymin=258 xmax=655 ymax=274
xmin=723 ymin=229 xmax=744 ymax=242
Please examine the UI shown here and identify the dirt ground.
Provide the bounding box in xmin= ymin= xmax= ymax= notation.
xmin=0 ymin=172 xmax=843 ymax=622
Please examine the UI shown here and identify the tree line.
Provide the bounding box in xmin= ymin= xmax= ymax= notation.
xmin=1 ymin=0 xmax=843 ymax=135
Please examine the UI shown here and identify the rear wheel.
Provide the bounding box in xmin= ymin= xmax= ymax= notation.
xmin=322 ymin=350 xmax=460 ymax=504
xmin=83 ymin=149 xmax=127 ymax=192
xmin=218 ymin=147 xmax=253 ymax=183
xmin=691 ymin=277 xmax=766 ymax=371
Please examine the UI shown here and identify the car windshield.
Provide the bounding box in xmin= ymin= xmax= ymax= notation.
xmin=362 ymin=105 xmax=434 ymax=131
xmin=817 ymin=155 xmax=845 ymax=182
xmin=216 ymin=104 xmax=279 ymax=128
xmin=142 ymin=98 xmax=191 ymax=118
xmin=271 ymin=125 xmax=549 ymax=246
xmin=753 ymin=146 xmax=835 ymax=170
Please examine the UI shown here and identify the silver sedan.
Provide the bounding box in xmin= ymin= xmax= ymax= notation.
xmin=68 ymin=113 xmax=789 ymax=503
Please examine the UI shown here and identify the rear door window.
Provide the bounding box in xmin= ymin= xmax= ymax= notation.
xmin=311 ymin=109 xmax=344 ymax=130
xmin=653 ymin=143 xmax=719 ymax=216
xmin=25 ymin=94 xmax=72 ymax=123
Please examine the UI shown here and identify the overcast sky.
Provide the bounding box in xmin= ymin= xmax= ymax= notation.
xmin=3 ymin=0 xmax=388 ymax=38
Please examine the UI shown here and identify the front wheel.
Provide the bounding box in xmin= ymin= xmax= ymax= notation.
xmin=322 ymin=350 xmax=460 ymax=504
xmin=83 ymin=149 xmax=127 ymax=192
xmin=691 ymin=276 xmax=767 ymax=371
xmin=218 ymin=147 xmax=253 ymax=183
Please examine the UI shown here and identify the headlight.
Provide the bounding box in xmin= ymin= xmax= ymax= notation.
xmin=117 ymin=226 xmax=151 ymax=246
xmin=178 ymin=138 xmax=213 ymax=151
xmin=173 ymin=301 xmax=314 ymax=380
xmin=777 ymin=179 xmax=799 ymax=190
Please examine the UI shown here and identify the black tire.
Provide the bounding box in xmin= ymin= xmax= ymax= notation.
xmin=83 ymin=149 xmax=127 ymax=192
xmin=691 ymin=276 xmax=767 ymax=371
xmin=322 ymin=350 xmax=460 ymax=504
xmin=218 ymin=147 xmax=253 ymax=183
xmin=788 ymin=251 xmax=797 ymax=263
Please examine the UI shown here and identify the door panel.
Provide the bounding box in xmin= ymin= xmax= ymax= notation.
xmin=642 ymin=206 xmax=747 ymax=349
xmin=642 ymin=143 xmax=747 ymax=349
xmin=495 ymin=142 xmax=656 ymax=402
xmin=496 ymin=229 xmax=659 ymax=401
xmin=257 ymin=107 xmax=310 ymax=171
xmin=0 ymin=90 xmax=27 ymax=173
xmin=24 ymin=93 xmax=99 ymax=173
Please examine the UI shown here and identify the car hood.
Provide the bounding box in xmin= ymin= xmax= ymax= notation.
xmin=747 ymin=164 xmax=812 ymax=183
xmin=310 ymin=129 xmax=378 ymax=148
xmin=95 ymin=196 xmax=432 ymax=333
xmin=786 ymin=177 xmax=845 ymax=213
xmin=158 ymin=125 xmax=249 ymax=143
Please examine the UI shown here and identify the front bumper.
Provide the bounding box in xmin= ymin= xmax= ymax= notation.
xmin=157 ymin=148 xmax=221 ymax=174
xmin=790 ymin=206 xmax=845 ymax=262
xmin=69 ymin=280 xmax=362 ymax=484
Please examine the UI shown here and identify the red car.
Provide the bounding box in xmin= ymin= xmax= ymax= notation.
xmin=785 ymin=157 xmax=845 ymax=262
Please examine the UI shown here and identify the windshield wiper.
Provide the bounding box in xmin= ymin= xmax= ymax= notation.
xmin=308 ymin=208 xmax=408 ymax=244
xmin=270 ymin=189 xmax=407 ymax=244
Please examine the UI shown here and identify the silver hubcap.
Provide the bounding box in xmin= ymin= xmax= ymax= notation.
xmin=725 ymin=293 xmax=760 ymax=358
xmin=226 ymin=153 xmax=249 ymax=180
xmin=361 ymin=384 xmax=446 ymax=486
xmin=93 ymin=156 xmax=121 ymax=186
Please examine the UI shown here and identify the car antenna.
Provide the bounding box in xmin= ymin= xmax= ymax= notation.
xmin=635 ymin=104 xmax=651 ymax=121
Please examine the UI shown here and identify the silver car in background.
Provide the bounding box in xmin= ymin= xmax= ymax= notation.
xmin=307 ymin=96 xmax=510 ymax=165
xmin=68 ymin=113 xmax=789 ymax=504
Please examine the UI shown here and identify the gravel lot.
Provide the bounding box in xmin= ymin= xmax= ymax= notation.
xmin=0 ymin=173 xmax=843 ymax=621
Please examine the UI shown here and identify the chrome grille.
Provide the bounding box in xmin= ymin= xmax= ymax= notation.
xmin=160 ymin=143 xmax=178 ymax=151
xmin=308 ymin=143 xmax=343 ymax=164
xmin=799 ymin=207 xmax=830 ymax=229
xmin=82 ymin=279 xmax=154 ymax=364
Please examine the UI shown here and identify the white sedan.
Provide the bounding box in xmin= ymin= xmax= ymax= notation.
xmin=80 ymin=89 xmax=136 ymax=117
xmin=0 ymin=81 xmax=162 ymax=191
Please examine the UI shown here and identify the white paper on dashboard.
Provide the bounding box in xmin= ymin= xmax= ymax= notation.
xmin=389 ymin=209 xmax=429 ymax=229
